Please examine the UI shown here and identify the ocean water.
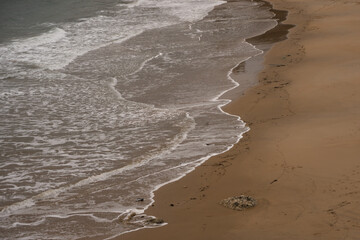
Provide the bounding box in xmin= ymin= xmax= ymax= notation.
xmin=0 ymin=0 xmax=277 ymax=239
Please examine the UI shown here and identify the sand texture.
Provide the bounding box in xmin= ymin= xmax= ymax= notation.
xmin=119 ymin=0 xmax=360 ymax=239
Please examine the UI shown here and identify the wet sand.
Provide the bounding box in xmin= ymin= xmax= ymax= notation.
xmin=119 ymin=0 xmax=360 ymax=239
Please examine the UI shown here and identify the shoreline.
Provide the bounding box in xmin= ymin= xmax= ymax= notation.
xmin=119 ymin=0 xmax=360 ymax=239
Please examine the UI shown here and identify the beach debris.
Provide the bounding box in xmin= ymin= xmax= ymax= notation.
xmin=220 ymin=195 xmax=256 ymax=211
xmin=270 ymin=179 xmax=278 ymax=184
xmin=146 ymin=218 xmax=165 ymax=225
xmin=170 ymin=203 xmax=174 ymax=207
xmin=269 ymin=64 xmax=286 ymax=67
xmin=117 ymin=211 xmax=137 ymax=223
xmin=136 ymin=198 xmax=144 ymax=202
xmin=126 ymin=212 xmax=137 ymax=221
xmin=119 ymin=212 xmax=165 ymax=227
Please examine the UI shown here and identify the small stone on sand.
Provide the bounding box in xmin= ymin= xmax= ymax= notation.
xmin=146 ymin=218 xmax=164 ymax=224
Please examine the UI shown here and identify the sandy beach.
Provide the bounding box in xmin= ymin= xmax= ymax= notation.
xmin=119 ymin=0 xmax=360 ymax=239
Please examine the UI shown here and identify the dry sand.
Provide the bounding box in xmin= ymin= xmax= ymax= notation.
xmin=119 ymin=0 xmax=360 ymax=239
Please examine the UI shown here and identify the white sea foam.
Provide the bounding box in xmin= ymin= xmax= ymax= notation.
xmin=0 ymin=12 xmax=156 ymax=74
xmin=136 ymin=0 xmax=225 ymax=22
xmin=14 ymin=27 xmax=66 ymax=48
xmin=127 ymin=53 xmax=164 ymax=77
xmin=0 ymin=110 xmax=195 ymax=217
xmin=46 ymin=213 xmax=114 ymax=223
xmin=0 ymin=0 xmax=223 ymax=78
xmin=108 ymin=77 xmax=126 ymax=101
